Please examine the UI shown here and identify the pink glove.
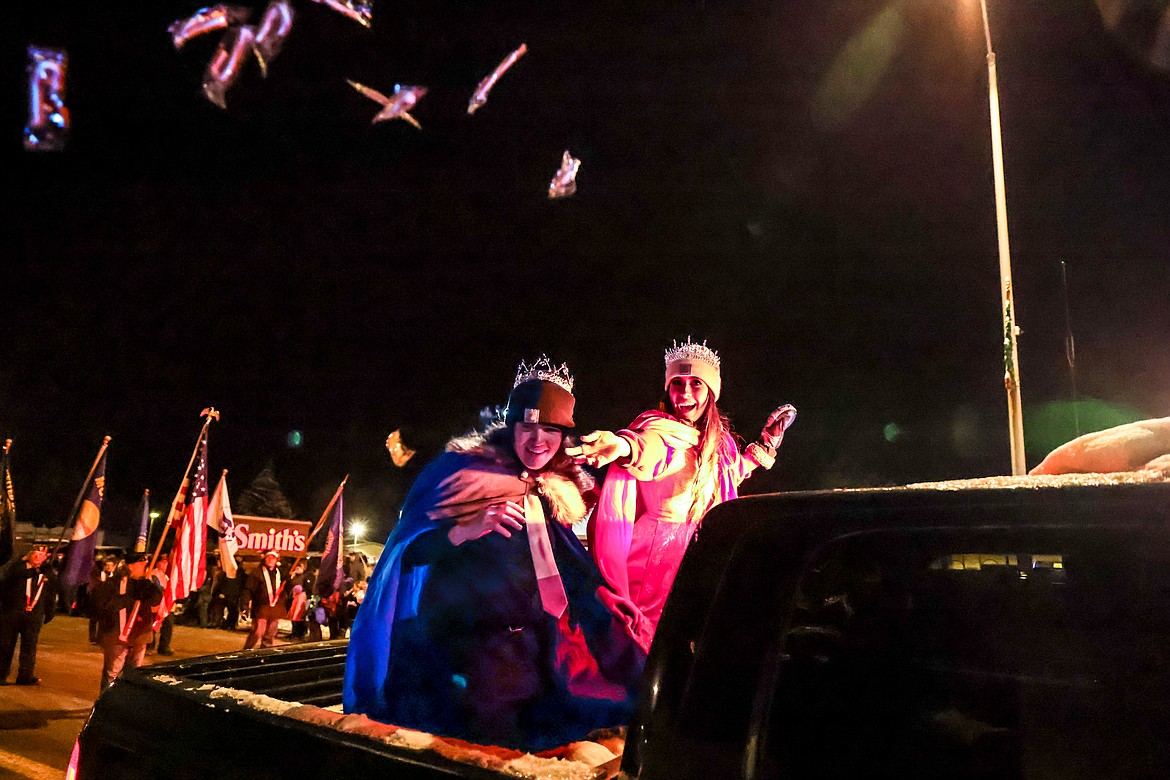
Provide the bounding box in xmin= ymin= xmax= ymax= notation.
xmin=761 ymin=404 xmax=797 ymax=451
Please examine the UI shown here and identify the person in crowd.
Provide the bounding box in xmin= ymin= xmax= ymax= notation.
xmin=242 ymin=551 xmax=288 ymax=649
xmin=0 ymin=543 xmax=58 ymax=685
xmin=339 ymin=579 xmax=367 ymax=632
xmin=152 ymin=552 xmax=175 ymax=655
xmin=87 ymin=555 xmax=119 ymax=643
xmin=303 ymin=558 xmax=328 ymax=642
xmin=196 ymin=564 xmax=218 ymax=628
xmin=326 ymin=577 xmax=354 ymax=639
xmin=92 ymin=551 xmax=166 ymax=691
xmin=566 ymin=339 xmax=797 ymax=650
xmin=344 ymin=551 xmax=369 ymax=584
xmin=217 ymin=564 xmax=245 ymax=630
xmin=209 ymin=564 xmax=229 ymax=628
xmin=58 ymin=549 xmax=82 ymax=618
xmin=287 ymin=561 xmax=310 ymax=640
xmin=345 ymin=356 xmax=644 ymax=752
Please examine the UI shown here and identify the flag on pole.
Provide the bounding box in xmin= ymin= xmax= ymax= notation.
xmin=0 ymin=440 xmax=15 ymax=566
xmin=134 ymin=489 xmax=150 ymax=552
xmin=61 ymin=450 xmax=107 ymax=588
xmin=206 ymin=471 xmax=238 ymax=578
xmin=155 ymin=437 xmax=209 ymax=627
xmin=316 ymin=492 xmax=345 ymax=599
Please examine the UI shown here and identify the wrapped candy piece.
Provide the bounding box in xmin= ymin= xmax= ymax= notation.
xmin=202 ymin=25 xmax=257 ymax=108
xmin=24 ymin=46 xmax=69 ymax=152
xmin=310 ymin=0 xmax=373 ymax=28
xmin=547 ymin=150 xmax=581 ymax=199
xmin=253 ymin=0 xmax=295 ymax=75
xmin=467 ymin=43 xmax=527 ymax=115
xmin=348 ymin=80 xmax=427 ymax=129
xmin=200 ymin=2 xmax=292 ymax=109
xmin=168 ymin=5 xmax=252 ymax=50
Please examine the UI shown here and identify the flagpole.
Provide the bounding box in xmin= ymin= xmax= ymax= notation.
xmin=52 ymin=436 xmax=112 ymax=557
xmin=148 ymin=408 xmax=219 ymax=571
xmin=284 ymin=475 xmax=348 ymax=578
xmin=122 ymin=408 xmax=219 ymax=641
xmin=136 ymin=488 xmax=151 ymax=552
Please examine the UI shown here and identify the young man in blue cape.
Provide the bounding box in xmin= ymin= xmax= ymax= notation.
xmin=345 ymin=357 xmax=644 ymax=751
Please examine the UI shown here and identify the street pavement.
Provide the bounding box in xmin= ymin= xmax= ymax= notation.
xmin=0 ymin=615 xmax=279 ymax=780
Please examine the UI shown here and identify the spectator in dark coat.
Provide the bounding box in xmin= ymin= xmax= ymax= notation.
xmin=0 ymin=544 xmax=58 ymax=685
xmin=196 ymin=564 xmax=218 ymax=627
xmin=87 ymin=555 xmax=119 ymax=643
xmin=216 ymin=566 xmax=245 ymax=630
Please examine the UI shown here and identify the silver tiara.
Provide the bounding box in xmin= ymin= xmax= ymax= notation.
xmin=664 ymin=338 xmax=720 ymax=371
xmin=513 ymin=354 xmax=574 ymax=393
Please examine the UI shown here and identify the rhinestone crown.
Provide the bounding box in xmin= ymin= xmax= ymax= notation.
xmin=513 ymin=354 xmax=574 ymax=393
xmin=664 ymin=338 xmax=720 ymax=371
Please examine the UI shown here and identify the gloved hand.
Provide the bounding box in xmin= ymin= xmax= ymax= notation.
xmin=760 ymin=404 xmax=797 ymax=451
xmin=565 ymin=431 xmax=632 ymax=468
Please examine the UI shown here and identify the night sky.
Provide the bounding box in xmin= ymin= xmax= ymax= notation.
xmin=8 ymin=0 xmax=1170 ymax=544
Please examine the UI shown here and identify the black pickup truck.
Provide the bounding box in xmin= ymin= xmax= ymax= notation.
xmin=76 ymin=473 xmax=1170 ymax=779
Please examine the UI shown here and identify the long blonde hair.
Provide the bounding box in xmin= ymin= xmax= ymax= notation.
xmin=662 ymin=395 xmax=733 ymax=523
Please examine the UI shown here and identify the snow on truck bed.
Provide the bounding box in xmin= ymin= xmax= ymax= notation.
xmin=152 ymin=677 xmax=622 ymax=780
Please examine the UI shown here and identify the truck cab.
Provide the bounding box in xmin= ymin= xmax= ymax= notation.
xmin=627 ymin=474 xmax=1170 ymax=779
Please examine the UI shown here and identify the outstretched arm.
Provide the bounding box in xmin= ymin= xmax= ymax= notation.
xmin=565 ymin=431 xmax=631 ymax=469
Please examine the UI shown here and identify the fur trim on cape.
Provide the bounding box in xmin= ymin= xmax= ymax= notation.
xmin=445 ymin=425 xmax=594 ymax=526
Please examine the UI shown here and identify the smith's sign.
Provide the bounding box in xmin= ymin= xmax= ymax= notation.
xmin=231 ymin=515 xmax=311 ymax=554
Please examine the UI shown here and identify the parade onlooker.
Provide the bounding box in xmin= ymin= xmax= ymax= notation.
xmin=325 ymin=578 xmax=353 ymax=640
xmin=87 ymin=555 xmax=119 ymax=643
xmin=287 ymin=561 xmax=313 ymax=641
xmin=196 ymin=564 xmax=217 ymax=628
xmin=567 ymin=339 xmax=797 ymax=650
xmin=345 ymin=357 xmax=643 ymax=751
xmin=153 ymin=552 xmax=175 ymax=656
xmin=92 ymin=551 xmax=166 ymax=691
xmin=306 ymin=590 xmax=326 ymax=641
xmin=0 ymin=544 xmax=58 ymax=685
xmin=346 ymin=552 xmax=369 ymax=584
xmin=217 ymin=565 xmax=245 ymax=630
xmin=346 ymin=579 xmax=367 ymax=625
xmin=242 ymin=551 xmax=288 ymax=649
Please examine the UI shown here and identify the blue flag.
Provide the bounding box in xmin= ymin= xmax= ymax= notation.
xmin=61 ymin=450 xmax=107 ymax=588
xmin=316 ymin=493 xmax=345 ymax=599
xmin=135 ymin=489 xmax=150 ymax=552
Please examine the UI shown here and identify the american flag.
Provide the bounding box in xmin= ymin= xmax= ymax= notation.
xmin=155 ymin=437 xmax=209 ymax=627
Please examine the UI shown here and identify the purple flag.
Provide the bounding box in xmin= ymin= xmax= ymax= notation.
xmin=316 ymin=493 xmax=345 ymax=598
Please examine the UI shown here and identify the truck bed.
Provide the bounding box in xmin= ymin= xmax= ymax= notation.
xmin=78 ymin=640 xmax=622 ymax=780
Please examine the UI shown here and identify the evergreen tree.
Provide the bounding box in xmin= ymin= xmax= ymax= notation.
xmin=237 ymin=462 xmax=295 ymax=518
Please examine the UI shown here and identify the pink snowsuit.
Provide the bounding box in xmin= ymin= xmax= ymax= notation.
xmin=589 ymin=410 xmax=770 ymax=650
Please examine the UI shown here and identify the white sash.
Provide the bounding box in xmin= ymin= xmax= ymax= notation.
xmin=524 ymin=493 xmax=568 ymax=618
xmin=264 ymin=568 xmax=281 ymax=607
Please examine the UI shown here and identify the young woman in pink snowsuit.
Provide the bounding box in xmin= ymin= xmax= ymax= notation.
xmin=566 ymin=340 xmax=796 ymax=651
